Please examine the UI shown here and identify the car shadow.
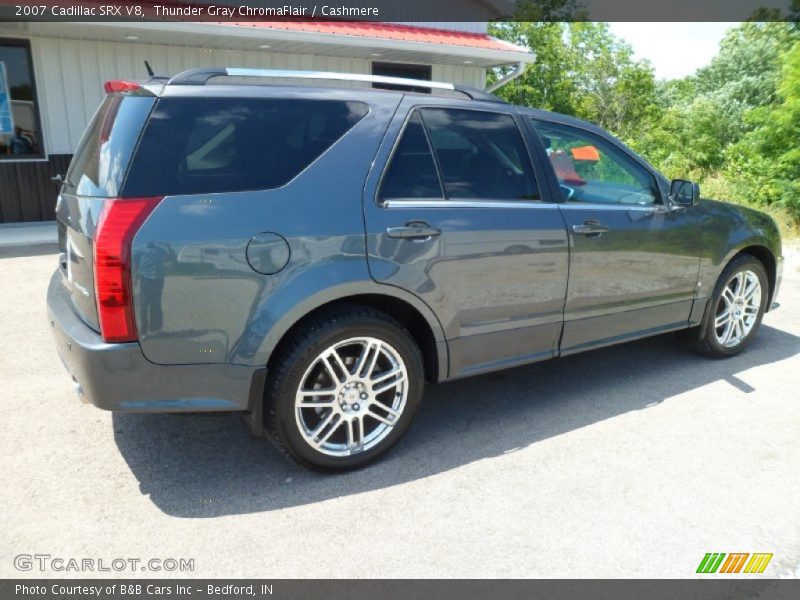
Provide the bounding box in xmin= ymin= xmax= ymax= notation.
xmin=0 ymin=244 xmax=58 ymax=258
xmin=113 ymin=325 xmax=800 ymax=518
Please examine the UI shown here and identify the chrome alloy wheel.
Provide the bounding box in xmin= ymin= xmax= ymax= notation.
xmin=294 ymin=337 xmax=409 ymax=457
xmin=714 ymin=270 xmax=762 ymax=348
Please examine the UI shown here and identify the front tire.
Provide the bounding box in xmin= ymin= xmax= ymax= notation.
xmin=265 ymin=305 xmax=424 ymax=472
xmin=693 ymin=254 xmax=768 ymax=358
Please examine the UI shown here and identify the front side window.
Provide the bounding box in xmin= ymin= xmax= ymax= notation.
xmin=532 ymin=120 xmax=659 ymax=205
xmin=0 ymin=39 xmax=43 ymax=159
xmin=123 ymin=98 xmax=368 ymax=197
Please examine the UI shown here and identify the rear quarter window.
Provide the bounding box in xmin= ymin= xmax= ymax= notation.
xmin=122 ymin=97 xmax=368 ymax=197
xmin=65 ymin=95 xmax=155 ymax=197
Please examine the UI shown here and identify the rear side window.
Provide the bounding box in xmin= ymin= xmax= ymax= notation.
xmin=421 ymin=108 xmax=538 ymax=200
xmin=65 ymin=95 xmax=155 ymax=197
xmin=123 ymin=97 xmax=368 ymax=197
xmin=380 ymin=112 xmax=443 ymax=200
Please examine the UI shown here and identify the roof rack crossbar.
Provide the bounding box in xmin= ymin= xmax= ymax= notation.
xmin=166 ymin=67 xmax=506 ymax=103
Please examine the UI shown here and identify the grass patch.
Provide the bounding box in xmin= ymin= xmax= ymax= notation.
xmin=700 ymin=174 xmax=800 ymax=241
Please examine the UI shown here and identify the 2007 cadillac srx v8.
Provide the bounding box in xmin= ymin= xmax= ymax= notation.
xmin=48 ymin=68 xmax=783 ymax=470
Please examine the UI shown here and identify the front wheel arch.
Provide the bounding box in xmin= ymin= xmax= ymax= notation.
xmin=701 ymin=247 xmax=775 ymax=332
xmin=736 ymin=246 xmax=776 ymax=310
xmin=690 ymin=253 xmax=769 ymax=357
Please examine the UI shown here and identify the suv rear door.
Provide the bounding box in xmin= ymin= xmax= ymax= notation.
xmin=363 ymin=97 xmax=569 ymax=378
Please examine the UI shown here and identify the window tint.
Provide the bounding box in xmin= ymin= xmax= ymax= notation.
xmin=532 ymin=120 xmax=659 ymax=205
xmin=421 ymin=108 xmax=538 ymax=200
xmin=65 ymin=95 xmax=155 ymax=197
xmin=123 ymin=98 xmax=368 ymax=197
xmin=380 ymin=112 xmax=442 ymax=200
xmin=0 ymin=39 xmax=44 ymax=159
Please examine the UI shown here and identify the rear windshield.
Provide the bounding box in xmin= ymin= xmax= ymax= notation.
xmin=65 ymin=95 xmax=155 ymax=197
xmin=123 ymin=97 xmax=369 ymax=197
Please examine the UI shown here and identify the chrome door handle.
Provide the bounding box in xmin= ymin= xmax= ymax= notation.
xmin=572 ymin=220 xmax=609 ymax=236
xmin=386 ymin=221 xmax=441 ymax=240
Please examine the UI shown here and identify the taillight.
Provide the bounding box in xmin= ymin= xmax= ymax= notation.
xmin=94 ymin=197 xmax=162 ymax=343
xmin=104 ymin=80 xmax=141 ymax=94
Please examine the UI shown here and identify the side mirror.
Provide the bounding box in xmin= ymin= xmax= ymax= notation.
xmin=669 ymin=179 xmax=700 ymax=206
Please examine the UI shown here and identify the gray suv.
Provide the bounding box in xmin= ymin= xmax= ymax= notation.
xmin=48 ymin=68 xmax=783 ymax=471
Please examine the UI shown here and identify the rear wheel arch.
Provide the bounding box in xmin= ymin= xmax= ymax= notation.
xmin=264 ymin=304 xmax=426 ymax=470
xmin=266 ymin=293 xmax=445 ymax=384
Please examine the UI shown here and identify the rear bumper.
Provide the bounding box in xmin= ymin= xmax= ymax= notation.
xmin=47 ymin=270 xmax=261 ymax=412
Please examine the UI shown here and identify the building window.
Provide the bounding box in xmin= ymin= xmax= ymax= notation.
xmin=372 ymin=62 xmax=432 ymax=94
xmin=0 ymin=38 xmax=44 ymax=159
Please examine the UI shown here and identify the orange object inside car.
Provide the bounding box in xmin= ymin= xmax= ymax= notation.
xmin=571 ymin=145 xmax=600 ymax=162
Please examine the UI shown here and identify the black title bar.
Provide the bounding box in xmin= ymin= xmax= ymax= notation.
xmin=3 ymin=579 xmax=800 ymax=600
xmin=0 ymin=0 xmax=797 ymax=23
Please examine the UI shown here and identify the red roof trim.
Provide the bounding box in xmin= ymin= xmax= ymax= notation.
xmin=222 ymin=21 xmax=527 ymax=54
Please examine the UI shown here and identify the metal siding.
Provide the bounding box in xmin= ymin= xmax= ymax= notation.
xmin=432 ymin=64 xmax=485 ymax=88
xmin=27 ymin=37 xmax=392 ymax=154
xmin=29 ymin=36 xmax=485 ymax=155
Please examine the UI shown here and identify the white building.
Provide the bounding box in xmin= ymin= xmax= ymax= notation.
xmin=0 ymin=8 xmax=533 ymax=223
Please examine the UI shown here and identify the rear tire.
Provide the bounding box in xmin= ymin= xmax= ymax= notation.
xmin=265 ymin=305 xmax=424 ymax=472
xmin=690 ymin=254 xmax=768 ymax=358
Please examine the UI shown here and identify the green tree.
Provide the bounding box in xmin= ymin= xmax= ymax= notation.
xmin=634 ymin=22 xmax=795 ymax=180
xmin=727 ymin=41 xmax=800 ymax=215
xmin=566 ymin=22 xmax=659 ymax=139
xmin=487 ymin=22 xmax=579 ymax=114
xmin=695 ymin=22 xmax=792 ymax=107
xmin=488 ymin=21 xmax=659 ymax=139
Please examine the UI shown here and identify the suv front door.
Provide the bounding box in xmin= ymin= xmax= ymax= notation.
xmin=363 ymin=98 xmax=569 ymax=378
xmin=527 ymin=117 xmax=701 ymax=353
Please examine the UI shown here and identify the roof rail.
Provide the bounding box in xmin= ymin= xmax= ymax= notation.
xmin=166 ymin=67 xmax=505 ymax=103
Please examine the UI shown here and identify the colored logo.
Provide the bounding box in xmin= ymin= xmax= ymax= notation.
xmin=697 ymin=553 xmax=773 ymax=574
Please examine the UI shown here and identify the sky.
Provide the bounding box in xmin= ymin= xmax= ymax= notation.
xmin=608 ymin=22 xmax=736 ymax=80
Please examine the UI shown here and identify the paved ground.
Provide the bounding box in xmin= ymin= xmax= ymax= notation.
xmin=0 ymin=221 xmax=57 ymax=247
xmin=1 ymin=246 xmax=798 ymax=579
